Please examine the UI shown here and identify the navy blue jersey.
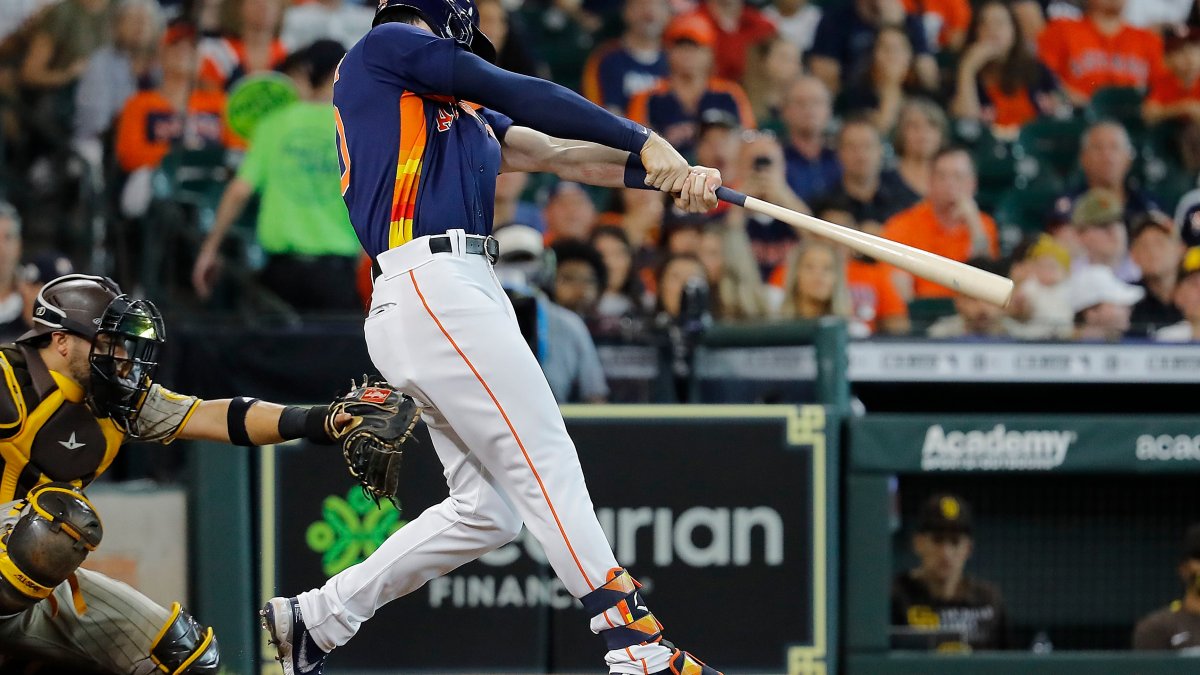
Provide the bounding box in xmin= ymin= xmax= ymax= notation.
xmin=581 ymin=41 xmax=667 ymax=113
xmin=334 ymin=23 xmax=514 ymax=258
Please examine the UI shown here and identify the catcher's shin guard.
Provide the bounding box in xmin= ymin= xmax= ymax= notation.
xmin=0 ymin=483 xmax=103 ymax=614
xmin=149 ymin=602 xmax=220 ymax=674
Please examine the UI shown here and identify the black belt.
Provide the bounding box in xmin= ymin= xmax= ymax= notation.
xmin=428 ymin=234 xmax=499 ymax=262
xmin=372 ymin=234 xmax=500 ymax=280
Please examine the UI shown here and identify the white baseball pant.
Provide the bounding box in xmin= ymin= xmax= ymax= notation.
xmin=297 ymin=230 xmax=647 ymax=661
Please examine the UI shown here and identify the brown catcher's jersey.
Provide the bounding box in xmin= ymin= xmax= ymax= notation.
xmin=0 ymin=344 xmax=199 ymax=502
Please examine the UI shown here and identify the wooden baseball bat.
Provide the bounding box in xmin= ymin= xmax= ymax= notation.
xmin=713 ymin=186 xmax=1015 ymax=307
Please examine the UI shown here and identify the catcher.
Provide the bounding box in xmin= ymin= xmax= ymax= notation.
xmin=0 ymin=274 xmax=349 ymax=675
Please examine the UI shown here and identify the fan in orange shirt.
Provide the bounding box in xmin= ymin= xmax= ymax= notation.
xmin=881 ymin=147 xmax=998 ymax=299
xmin=766 ymin=207 xmax=910 ymax=335
xmin=902 ymin=0 xmax=971 ymax=52
xmin=1144 ymin=26 xmax=1200 ymax=126
xmin=114 ymin=23 xmax=232 ymax=173
xmin=1037 ymin=0 xmax=1166 ymax=105
xmin=197 ymin=0 xmax=289 ymax=90
xmin=626 ymin=13 xmax=755 ymax=158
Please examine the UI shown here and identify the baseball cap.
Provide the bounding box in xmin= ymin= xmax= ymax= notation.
xmin=1071 ymin=188 xmax=1124 ymax=229
xmin=1174 ymin=188 xmax=1200 ymax=247
xmin=698 ymin=108 xmax=740 ymax=134
xmin=1128 ymin=209 xmax=1176 ymax=243
xmin=20 ymin=251 xmax=74 ymax=285
xmin=663 ymin=14 xmax=717 ymax=48
xmin=162 ymin=19 xmax=197 ymax=46
xmin=1068 ymin=265 xmax=1145 ymax=312
xmin=1178 ymin=246 xmax=1200 ymax=282
xmin=1184 ymin=523 xmax=1200 ymax=561
xmin=915 ymin=494 xmax=973 ymax=535
xmin=493 ymin=224 xmax=544 ymax=262
xmin=1024 ymin=234 xmax=1071 ymax=272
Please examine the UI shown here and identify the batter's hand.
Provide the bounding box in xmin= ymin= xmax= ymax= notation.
xmin=674 ymin=166 xmax=722 ymax=213
xmin=639 ymin=132 xmax=691 ymax=195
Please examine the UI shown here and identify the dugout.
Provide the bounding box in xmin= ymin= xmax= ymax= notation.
xmin=844 ymin=340 xmax=1200 ymax=673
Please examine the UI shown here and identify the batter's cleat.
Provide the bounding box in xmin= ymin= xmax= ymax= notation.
xmin=260 ymin=596 xmax=328 ymax=675
xmin=653 ymin=647 xmax=723 ymax=675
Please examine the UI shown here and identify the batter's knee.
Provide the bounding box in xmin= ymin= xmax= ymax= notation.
xmin=149 ymin=602 xmax=220 ymax=674
xmin=0 ymin=484 xmax=103 ymax=614
xmin=458 ymin=503 xmax=522 ymax=550
xmin=491 ymin=507 xmax=524 ymax=546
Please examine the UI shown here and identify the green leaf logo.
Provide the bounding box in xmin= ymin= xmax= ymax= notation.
xmin=305 ymin=488 xmax=407 ymax=575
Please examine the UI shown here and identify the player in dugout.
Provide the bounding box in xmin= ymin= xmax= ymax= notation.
xmin=1134 ymin=523 xmax=1200 ymax=652
xmin=891 ymin=493 xmax=1009 ymax=651
xmin=0 ymin=274 xmax=348 ymax=674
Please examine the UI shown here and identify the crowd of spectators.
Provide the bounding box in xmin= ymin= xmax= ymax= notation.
xmin=7 ymin=0 xmax=1200 ymax=399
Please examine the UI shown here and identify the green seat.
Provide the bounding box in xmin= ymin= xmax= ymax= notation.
xmin=1016 ymin=117 xmax=1090 ymax=180
xmin=990 ymin=182 xmax=1065 ymax=253
xmin=154 ymin=146 xmax=232 ymax=221
xmin=1136 ymin=158 xmax=1197 ymax=211
xmin=1138 ymin=120 xmax=1188 ymax=169
xmin=907 ymin=298 xmax=957 ymax=329
xmin=1087 ymin=86 xmax=1145 ymax=132
xmin=991 ymin=184 xmax=1062 ymax=234
xmin=973 ymin=137 xmax=1019 ymax=204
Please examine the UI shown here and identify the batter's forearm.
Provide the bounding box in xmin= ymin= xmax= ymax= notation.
xmin=552 ymin=142 xmax=632 ymax=188
xmin=502 ymin=127 xmax=633 ymax=188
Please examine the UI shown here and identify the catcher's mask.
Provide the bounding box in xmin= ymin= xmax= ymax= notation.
xmin=86 ymin=294 xmax=165 ymax=432
xmin=373 ymin=0 xmax=496 ymax=63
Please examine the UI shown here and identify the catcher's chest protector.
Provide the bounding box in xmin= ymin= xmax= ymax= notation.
xmin=0 ymin=346 xmax=124 ymax=502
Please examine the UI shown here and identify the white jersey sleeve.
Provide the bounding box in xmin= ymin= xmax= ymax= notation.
xmin=134 ymin=384 xmax=201 ymax=443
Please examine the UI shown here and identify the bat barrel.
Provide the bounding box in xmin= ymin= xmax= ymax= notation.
xmin=740 ymin=194 xmax=1014 ymax=307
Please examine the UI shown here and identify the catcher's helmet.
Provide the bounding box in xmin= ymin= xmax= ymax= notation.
xmin=17 ymin=274 xmax=165 ymax=432
xmin=18 ymin=274 xmax=124 ymax=343
xmin=374 ymin=0 xmax=497 ymax=63
xmin=87 ymin=291 xmax=165 ymax=433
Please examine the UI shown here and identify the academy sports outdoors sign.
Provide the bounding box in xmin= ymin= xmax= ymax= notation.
xmin=261 ymin=405 xmax=838 ymax=675
xmin=921 ymin=424 xmax=1075 ymax=471
xmin=851 ymin=415 xmax=1200 ymax=473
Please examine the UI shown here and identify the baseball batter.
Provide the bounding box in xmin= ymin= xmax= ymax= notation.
xmin=259 ymin=1 xmax=724 ymax=674
xmin=0 ymin=274 xmax=345 ymax=674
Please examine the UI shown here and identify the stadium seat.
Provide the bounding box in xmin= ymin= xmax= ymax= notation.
xmin=1136 ymin=157 xmax=1198 ymax=211
xmin=154 ymin=147 xmax=232 ymax=227
xmin=1087 ymin=86 xmax=1145 ymax=134
xmin=972 ymin=136 xmax=1019 ymax=211
xmin=1016 ymin=117 xmax=1090 ymax=180
xmin=992 ymin=183 xmax=1062 ymax=233
xmin=907 ymin=297 xmax=957 ymax=327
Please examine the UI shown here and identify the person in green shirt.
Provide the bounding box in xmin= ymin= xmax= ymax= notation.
xmin=193 ymin=39 xmax=363 ymax=312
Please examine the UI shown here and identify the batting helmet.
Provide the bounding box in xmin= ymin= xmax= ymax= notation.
xmin=373 ymin=0 xmax=496 ymax=63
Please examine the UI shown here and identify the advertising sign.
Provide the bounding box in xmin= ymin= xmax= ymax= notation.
xmin=260 ymin=405 xmax=834 ymax=674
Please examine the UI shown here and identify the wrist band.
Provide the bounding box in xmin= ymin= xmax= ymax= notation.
xmin=623 ymin=154 xmax=650 ymax=189
xmin=279 ymin=405 xmax=335 ymax=445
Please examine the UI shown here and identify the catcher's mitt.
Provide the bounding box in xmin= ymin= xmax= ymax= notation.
xmin=328 ymin=376 xmax=422 ymax=510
